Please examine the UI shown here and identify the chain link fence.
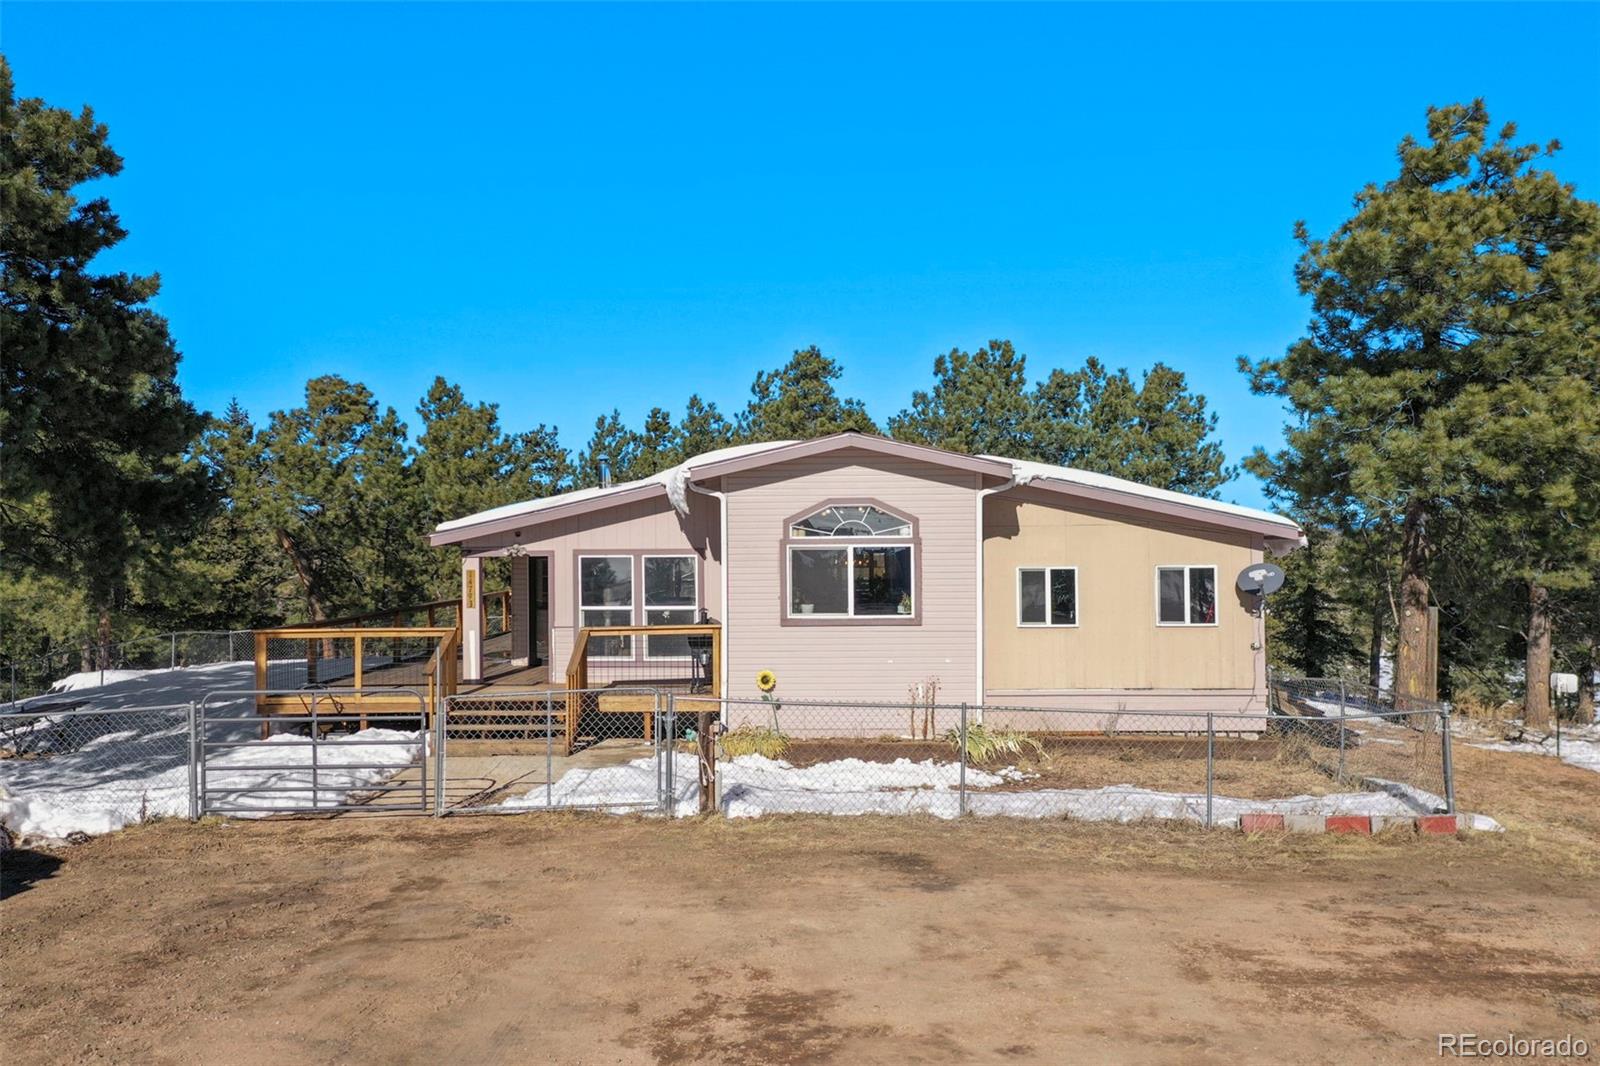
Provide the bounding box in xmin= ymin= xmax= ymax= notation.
xmin=1268 ymin=677 xmax=1451 ymax=808
xmin=435 ymin=688 xmax=670 ymax=814
xmin=4 ymin=631 xmax=256 ymax=705
xmin=0 ymin=705 xmax=197 ymax=837
xmin=0 ymin=677 xmax=1459 ymax=840
xmin=672 ymin=693 xmax=1454 ymax=823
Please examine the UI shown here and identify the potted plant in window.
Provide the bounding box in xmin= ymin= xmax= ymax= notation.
xmin=897 ymin=593 xmax=912 ymax=616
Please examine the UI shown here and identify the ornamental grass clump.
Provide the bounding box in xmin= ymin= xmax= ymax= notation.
xmin=720 ymin=724 xmax=790 ymax=760
xmin=944 ymin=723 xmax=1043 ymax=764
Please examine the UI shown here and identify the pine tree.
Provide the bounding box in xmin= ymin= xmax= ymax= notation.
xmin=1267 ymin=525 xmax=1363 ymax=677
xmin=889 ymin=340 xmax=1036 ymax=456
xmin=1034 ymin=358 xmax=1234 ymax=496
xmin=1244 ymin=101 xmax=1600 ymax=701
xmin=150 ymin=402 xmax=292 ymax=628
xmin=631 ymin=407 xmax=681 ymax=478
xmin=576 ymin=410 xmax=645 ymax=488
xmin=415 ymin=377 xmax=569 ymax=523
xmin=0 ymin=58 xmax=212 ymax=652
xmin=252 ymin=376 xmax=430 ymax=619
xmin=671 ymin=394 xmax=734 ymax=463
xmin=1465 ymin=375 xmax=1600 ymax=724
xmin=1555 ymin=571 xmax=1599 ymax=723
xmin=344 ymin=403 xmax=430 ymax=609
xmin=736 ymin=346 xmax=877 ymax=442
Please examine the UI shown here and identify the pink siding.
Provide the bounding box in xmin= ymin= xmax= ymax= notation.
xmin=721 ymin=449 xmax=979 ymax=704
xmin=458 ymin=494 xmax=720 ymax=676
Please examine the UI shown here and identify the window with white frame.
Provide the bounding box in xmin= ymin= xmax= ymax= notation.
xmin=579 ymin=555 xmax=633 ymax=657
xmin=1017 ymin=567 xmax=1077 ymax=626
xmin=1156 ymin=565 xmax=1217 ymax=626
xmin=786 ymin=504 xmax=915 ymax=619
xmin=643 ymin=555 xmax=697 ymax=658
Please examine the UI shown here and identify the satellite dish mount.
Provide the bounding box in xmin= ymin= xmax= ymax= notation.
xmin=1235 ymin=562 xmax=1286 ymax=617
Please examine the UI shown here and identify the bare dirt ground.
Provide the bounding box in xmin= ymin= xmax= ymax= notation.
xmin=2 ymin=742 xmax=1597 ymax=1066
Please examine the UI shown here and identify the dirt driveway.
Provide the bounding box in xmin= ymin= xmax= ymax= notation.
xmin=2 ymin=743 xmax=1597 ymax=1065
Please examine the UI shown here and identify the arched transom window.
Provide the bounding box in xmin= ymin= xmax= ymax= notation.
xmin=790 ymin=504 xmax=912 ymax=539
xmin=785 ymin=502 xmax=917 ymax=622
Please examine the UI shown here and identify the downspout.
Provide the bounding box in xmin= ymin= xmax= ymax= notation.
xmin=687 ymin=479 xmax=730 ymax=705
xmin=975 ymin=473 xmax=1018 ymax=710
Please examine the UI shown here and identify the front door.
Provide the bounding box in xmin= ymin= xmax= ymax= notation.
xmin=530 ymin=555 xmax=550 ymax=667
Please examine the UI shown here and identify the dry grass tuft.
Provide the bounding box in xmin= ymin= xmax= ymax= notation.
xmin=719 ymin=724 xmax=790 ymax=760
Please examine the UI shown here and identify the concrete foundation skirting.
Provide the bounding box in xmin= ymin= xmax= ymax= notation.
xmin=1237 ymin=812 xmax=1476 ymax=836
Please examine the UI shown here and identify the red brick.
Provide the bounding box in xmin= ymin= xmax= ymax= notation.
xmin=1325 ymin=815 xmax=1372 ymax=835
xmin=1239 ymin=813 xmax=1285 ymax=833
xmin=1417 ymin=815 xmax=1459 ymax=836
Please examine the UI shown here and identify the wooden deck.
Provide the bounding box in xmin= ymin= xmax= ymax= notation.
xmin=458 ymin=662 xmax=557 ymax=695
xmin=251 ymin=620 xmax=720 ymax=753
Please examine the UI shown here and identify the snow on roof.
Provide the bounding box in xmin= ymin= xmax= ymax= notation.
xmin=432 ymin=439 xmax=796 ymax=534
xmin=434 ymin=434 xmax=1300 ymax=541
xmin=989 ymin=455 xmax=1301 ymax=535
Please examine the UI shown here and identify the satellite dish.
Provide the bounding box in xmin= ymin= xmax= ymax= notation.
xmin=1236 ymin=562 xmax=1285 ymax=596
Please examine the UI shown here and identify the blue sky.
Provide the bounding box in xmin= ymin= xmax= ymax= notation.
xmin=6 ymin=3 xmax=1598 ymax=509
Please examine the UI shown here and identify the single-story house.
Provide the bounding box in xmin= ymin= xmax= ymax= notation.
xmin=430 ymin=432 xmax=1303 ymax=718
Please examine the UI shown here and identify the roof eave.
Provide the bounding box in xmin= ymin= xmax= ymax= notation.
xmin=428 ymin=482 xmax=669 ymax=547
xmin=1018 ymin=476 xmax=1303 ymax=541
xmin=686 ymin=433 xmax=1014 ymax=480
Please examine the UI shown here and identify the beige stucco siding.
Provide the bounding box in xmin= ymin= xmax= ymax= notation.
xmin=983 ymin=486 xmax=1266 ymax=709
xmin=721 ymin=449 xmax=979 ymax=704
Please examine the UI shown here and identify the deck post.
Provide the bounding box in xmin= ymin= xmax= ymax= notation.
xmin=254 ymin=632 xmax=269 ymax=723
xmin=460 ymin=555 xmax=484 ymax=683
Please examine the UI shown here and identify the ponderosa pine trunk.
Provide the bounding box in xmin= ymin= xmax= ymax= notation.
xmin=1524 ymin=580 xmax=1553 ymax=729
xmin=275 ymin=528 xmax=329 ymax=623
xmin=95 ymin=605 xmax=113 ymax=671
xmin=1579 ymin=649 xmax=1596 ymax=724
xmin=275 ymin=528 xmax=336 ymax=674
xmin=1394 ymin=500 xmax=1435 ymax=701
xmin=1368 ymin=591 xmax=1385 ymax=692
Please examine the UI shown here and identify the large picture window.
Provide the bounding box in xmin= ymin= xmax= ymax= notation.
xmin=1156 ymin=565 xmax=1217 ymax=626
xmin=1018 ymin=567 xmax=1077 ymax=627
xmin=579 ymin=555 xmax=633 ymax=657
xmin=643 ymin=555 xmax=698 ymax=658
xmin=785 ymin=503 xmax=917 ymax=621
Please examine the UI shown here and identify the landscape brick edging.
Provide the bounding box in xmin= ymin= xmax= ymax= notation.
xmin=1237 ymin=813 xmax=1474 ymax=836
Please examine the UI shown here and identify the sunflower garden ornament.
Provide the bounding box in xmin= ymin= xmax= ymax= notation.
xmin=756 ymin=670 xmax=781 ymax=730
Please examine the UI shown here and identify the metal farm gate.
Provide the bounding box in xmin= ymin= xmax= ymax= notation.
xmin=195 ymin=689 xmax=431 ymax=817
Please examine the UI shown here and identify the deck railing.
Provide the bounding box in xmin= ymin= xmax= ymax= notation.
xmin=564 ymin=624 xmax=721 ymax=752
xmin=278 ymin=589 xmax=511 ymax=636
xmin=254 ymin=627 xmax=460 ymax=719
xmin=251 ymin=586 xmax=511 ymax=721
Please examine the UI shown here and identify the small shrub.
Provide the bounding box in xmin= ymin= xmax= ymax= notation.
xmin=720 ymin=724 xmax=790 ymax=760
xmin=944 ymin=723 xmax=1043 ymax=764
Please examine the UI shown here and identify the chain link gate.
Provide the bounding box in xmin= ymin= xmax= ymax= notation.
xmin=195 ymin=689 xmax=431 ymax=816
xmin=436 ymin=687 xmax=673 ymax=815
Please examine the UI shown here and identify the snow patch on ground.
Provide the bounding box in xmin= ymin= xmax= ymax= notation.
xmin=501 ymin=752 xmax=1456 ymax=826
xmin=1460 ymin=720 xmax=1600 ymax=777
xmin=0 ymin=661 xmax=424 ymax=839
xmin=48 ymin=669 xmax=164 ymax=693
xmin=203 ymin=729 xmax=424 ymax=815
